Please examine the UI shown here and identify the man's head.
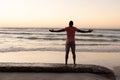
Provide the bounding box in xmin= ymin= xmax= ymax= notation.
xmin=69 ymin=21 xmax=73 ymax=27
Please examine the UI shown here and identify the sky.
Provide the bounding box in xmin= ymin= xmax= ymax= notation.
xmin=0 ymin=0 xmax=120 ymax=29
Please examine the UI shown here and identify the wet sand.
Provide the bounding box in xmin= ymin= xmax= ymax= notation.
xmin=0 ymin=51 xmax=119 ymax=70
xmin=0 ymin=51 xmax=119 ymax=80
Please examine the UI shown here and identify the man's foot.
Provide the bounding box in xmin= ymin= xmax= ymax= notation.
xmin=73 ymin=64 xmax=76 ymax=68
xmin=65 ymin=64 xmax=68 ymax=67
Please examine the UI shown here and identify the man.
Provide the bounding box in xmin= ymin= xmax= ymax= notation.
xmin=49 ymin=21 xmax=93 ymax=67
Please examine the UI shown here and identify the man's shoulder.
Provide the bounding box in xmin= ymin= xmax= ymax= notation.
xmin=65 ymin=26 xmax=69 ymax=28
xmin=73 ymin=26 xmax=79 ymax=30
xmin=64 ymin=26 xmax=78 ymax=30
xmin=65 ymin=26 xmax=77 ymax=28
xmin=64 ymin=27 xmax=69 ymax=30
xmin=72 ymin=26 xmax=77 ymax=28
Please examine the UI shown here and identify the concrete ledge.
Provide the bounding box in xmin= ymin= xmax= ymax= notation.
xmin=0 ymin=63 xmax=116 ymax=80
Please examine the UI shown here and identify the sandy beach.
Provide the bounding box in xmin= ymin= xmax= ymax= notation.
xmin=0 ymin=51 xmax=120 ymax=70
xmin=0 ymin=51 xmax=119 ymax=80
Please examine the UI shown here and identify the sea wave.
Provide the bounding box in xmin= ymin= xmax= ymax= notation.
xmin=0 ymin=32 xmax=42 ymax=35
xmin=17 ymin=37 xmax=120 ymax=42
xmin=0 ymin=47 xmax=120 ymax=53
xmin=0 ymin=47 xmax=64 ymax=53
xmin=77 ymin=34 xmax=120 ymax=38
xmin=76 ymin=44 xmax=111 ymax=46
xmin=0 ymin=28 xmax=120 ymax=53
xmin=0 ymin=31 xmax=119 ymax=37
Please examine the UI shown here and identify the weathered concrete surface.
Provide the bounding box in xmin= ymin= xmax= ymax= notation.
xmin=0 ymin=63 xmax=116 ymax=80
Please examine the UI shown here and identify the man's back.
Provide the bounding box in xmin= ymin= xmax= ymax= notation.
xmin=64 ymin=26 xmax=78 ymax=42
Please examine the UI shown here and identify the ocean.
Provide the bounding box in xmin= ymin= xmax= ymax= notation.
xmin=0 ymin=28 xmax=120 ymax=80
xmin=0 ymin=28 xmax=120 ymax=53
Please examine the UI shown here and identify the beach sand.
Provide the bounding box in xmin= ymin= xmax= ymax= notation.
xmin=0 ymin=51 xmax=119 ymax=80
xmin=0 ymin=51 xmax=119 ymax=70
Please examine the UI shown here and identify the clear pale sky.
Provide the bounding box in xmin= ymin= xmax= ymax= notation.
xmin=0 ymin=0 xmax=120 ymax=28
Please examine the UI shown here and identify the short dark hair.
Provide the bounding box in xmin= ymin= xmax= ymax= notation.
xmin=69 ymin=21 xmax=73 ymax=26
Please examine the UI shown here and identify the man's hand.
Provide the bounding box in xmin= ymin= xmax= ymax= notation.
xmin=49 ymin=29 xmax=54 ymax=32
xmin=88 ymin=29 xmax=93 ymax=32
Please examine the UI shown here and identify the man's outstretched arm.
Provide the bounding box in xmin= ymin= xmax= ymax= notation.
xmin=77 ymin=29 xmax=93 ymax=33
xmin=49 ymin=29 xmax=65 ymax=32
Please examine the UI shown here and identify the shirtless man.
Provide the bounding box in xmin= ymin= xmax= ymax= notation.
xmin=49 ymin=21 xmax=93 ymax=67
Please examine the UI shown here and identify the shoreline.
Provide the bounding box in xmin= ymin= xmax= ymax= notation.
xmin=0 ymin=51 xmax=119 ymax=69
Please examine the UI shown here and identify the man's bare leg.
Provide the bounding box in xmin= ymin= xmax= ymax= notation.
xmin=65 ymin=43 xmax=70 ymax=67
xmin=65 ymin=52 xmax=69 ymax=66
xmin=71 ymin=43 xmax=76 ymax=68
xmin=72 ymin=52 xmax=76 ymax=68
